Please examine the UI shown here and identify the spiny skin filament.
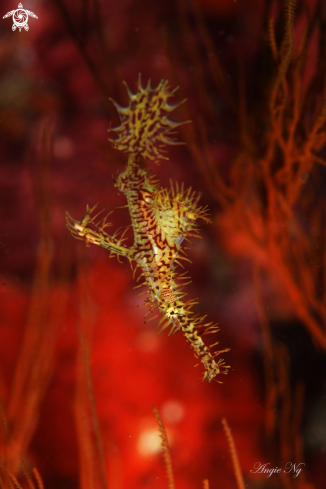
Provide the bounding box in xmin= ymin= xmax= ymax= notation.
xmin=67 ymin=77 xmax=229 ymax=382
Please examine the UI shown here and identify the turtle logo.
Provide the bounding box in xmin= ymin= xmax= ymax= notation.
xmin=3 ymin=3 xmax=38 ymax=32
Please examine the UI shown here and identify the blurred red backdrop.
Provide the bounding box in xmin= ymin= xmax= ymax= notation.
xmin=0 ymin=1 xmax=325 ymax=489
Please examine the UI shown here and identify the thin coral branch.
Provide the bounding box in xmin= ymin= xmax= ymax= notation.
xmin=152 ymin=406 xmax=175 ymax=489
xmin=75 ymin=255 xmax=108 ymax=489
xmin=8 ymin=121 xmax=56 ymax=468
xmin=270 ymin=0 xmax=296 ymax=112
xmin=268 ymin=17 xmax=278 ymax=60
xmin=19 ymin=458 xmax=36 ymax=489
xmin=32 ymin=468 xmax=44 ymax=489
xmin=221 ymin=418 xmax=245 ymax=489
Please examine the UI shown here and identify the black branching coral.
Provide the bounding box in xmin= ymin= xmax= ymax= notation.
xmin=66 ymin=76 xmax=229 ymax=382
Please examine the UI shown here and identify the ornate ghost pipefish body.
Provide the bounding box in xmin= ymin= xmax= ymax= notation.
xmin=66 ymin=75 xmax=229 ymax=382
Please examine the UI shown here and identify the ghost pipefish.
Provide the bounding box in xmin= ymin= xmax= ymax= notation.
xmin=66 ymin=75 xmax=229 ymax=382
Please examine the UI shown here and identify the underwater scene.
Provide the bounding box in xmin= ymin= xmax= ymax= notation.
xmin=0 ymin=0 xmax=326 ymax=488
